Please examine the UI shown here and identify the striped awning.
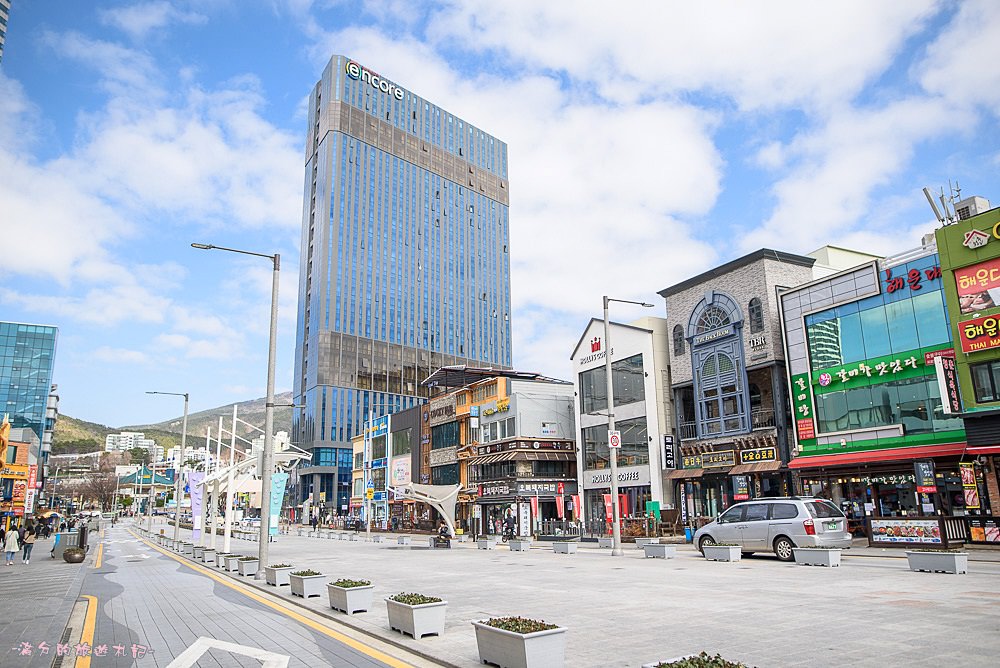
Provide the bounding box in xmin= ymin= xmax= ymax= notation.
xmin=471 ymin=452 xmax=518 ymax=465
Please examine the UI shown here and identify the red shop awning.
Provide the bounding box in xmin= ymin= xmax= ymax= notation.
xmin=788 ymin=442 xmax=1000 ymax=470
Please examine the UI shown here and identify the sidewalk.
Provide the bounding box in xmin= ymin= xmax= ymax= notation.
xmin=155 ymin=520 xmax=1000 ymax=668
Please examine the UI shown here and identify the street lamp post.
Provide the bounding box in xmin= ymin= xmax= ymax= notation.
xmin=603 ymin=295 xmax=654 ymax=556
xmin=48 ymin=467 xmax=61 ymax=511
xmin=147 ymin=391 xmax=189 ymax=544
xmin=192 ymin=242 xmax=280 ymax=579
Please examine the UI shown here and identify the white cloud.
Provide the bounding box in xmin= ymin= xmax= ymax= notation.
xmin=93 ymin=346 xmax=150 ymax=364
xmin=99 ymin=1 xmax=208 ymax=41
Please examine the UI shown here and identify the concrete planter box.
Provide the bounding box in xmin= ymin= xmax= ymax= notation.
xmin=906 ymin=551 xmax=968 ymax=574
xmin=297 ymin=528 xmax=305 ymax=536
xmin=397 ymin=536 xmax=412 ymax=545
xmin=456 ymin=534 xmax=469 ymax=543
xmin=372 ymin=535 xmax=385 ymax=543
xmin=703 ymin=545 xmax=742 ymax=562
xmin=478 ymin=538 xmax=497 ymax=550
xmin=265 ymin=565 xmax=294 ymax=586
xmin=642 ymin=544 xmax=676 ymax=559
xmin=794 ymin=548 xmax=842 ymax=567
xmin=327 ymin=583 xmax=374 ymax=614
xmin=192 ymin=546 xmax=205 ymax=559
xmin=237 ymin=558 xmax=259 ymax=576
xmin=202 ymin=549 xmax=216 ymax=564
xmin=597 ymin=537 xmax=614 ymax=548
xmin=553 ymin=542 xmax=577 ymax=554
xmin=289 ymin=573 xmax=325 ymax=598
xmin=509 ymin=539 xmax=532 ymax=552
xmin=386 ymin=598 xmax=447 ymax=639
xmin=224 ymin=555 xmax=243 ymax=572
xmin=181 ymin=543 xmax=194 ymax=555
xmin=326 ymin=531 xmax=337 ymax=539
xmin=349 ymin=534 xmax=359 ymax=541
xmin=472 ymin=621 xmax=567 ymax=668
xmin=216 ymin=553 xmax=229 ymax=568
xmin=634 ymin=538 xmax=658 ymax=549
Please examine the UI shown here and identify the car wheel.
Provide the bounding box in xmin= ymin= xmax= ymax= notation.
xmin=773 ymin=536 xmax=795 ymax=562
xmin=698 ymin=536 xmax=716 ymax=554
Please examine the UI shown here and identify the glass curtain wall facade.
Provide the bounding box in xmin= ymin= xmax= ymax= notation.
xmin=0 ymin=322 xmax=58 ymax=463
xmin=293 ymin=55 xmax=512 ymax=509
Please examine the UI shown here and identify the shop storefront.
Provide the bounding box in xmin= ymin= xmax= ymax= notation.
xmin=582 ymin=466 xmax=653 ymax=527
xmin=660 ymin=249 xmax=822 ymax=525
xmin=779 ymin=240 xmax=1000 ymax=536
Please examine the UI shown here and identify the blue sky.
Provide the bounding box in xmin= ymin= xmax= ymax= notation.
xmin=2 ymin=1 xmax=998 ymax=427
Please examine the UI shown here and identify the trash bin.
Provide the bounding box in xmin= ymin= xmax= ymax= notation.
xmin=684 ymin=527 xmax=693 ymax=543
xmin=51 ymin=531 xmax=80 ymax=560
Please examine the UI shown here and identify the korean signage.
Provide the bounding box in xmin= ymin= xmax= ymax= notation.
xmin=934 ymin=355 xmax=963 ymax=414
xmin=815 ymin=355 xmax=920 ymax=388
xmin=958 ymin=314 xmax=1000 ymax=353
xmin=882 ymin=265 xmax=941 ymax=293
xmin=0 ymin=464 xmax=29 ymax=478
xmin=476 ymin=441 xmax=573 ymax=455
xmin=732 ymin=475 xmax=750 ymax=501
xmin=790 ymin=374 xmax=814 ymax=442
xmin=968 ymin=518 xmax=1000 ymax=544
xmin=960 ymin=463 xmax=980 ymax=509
xmin=662 ymin=435 xmax=675 ymax=470
xmin=479 ymin=483 xmax=512 ymax=497
xmin=739 ymin=447 xmax=776 ymax=464
xmin=954 ymin=257 xmax=1000 ymax=314
xmin=701 ymin=450 xmax=736 ymax=468
xmin=913 ymin=461 xmax=936 ymax=494
xmin=482 ymin=397 xmax=510 ymax=416
xmin=428 ymin=396 xmax=457 ymax=426
xmin=429 ymin=447 xmax=457 ymax=467
xmin=517 ymin=481 xmax=577 ymax=495
xmin=870 ymin=518 xmax=942 ymax=545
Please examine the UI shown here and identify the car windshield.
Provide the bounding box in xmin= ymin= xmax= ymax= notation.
xmin=806 ymin=500 xmax=845 ymax=519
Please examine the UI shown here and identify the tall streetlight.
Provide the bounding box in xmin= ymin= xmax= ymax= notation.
xmin=603 ymin=295 xmax=654 ymax=556
xmin=192 ymin=242 xmax=279 ymax=579
xmin=147 ymin=391 xmax=189 ymax=544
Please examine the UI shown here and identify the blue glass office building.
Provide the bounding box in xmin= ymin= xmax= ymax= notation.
xmin=1 ymin=322 xmax=58 ymax=457
xmin=293 ymin=55 xmax=512 ymax=513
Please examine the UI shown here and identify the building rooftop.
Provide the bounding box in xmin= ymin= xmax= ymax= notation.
xmin=421 ymin=365 xmax=570 ymax=390
xmin=657 ymin=248 xmax=816 ymax=299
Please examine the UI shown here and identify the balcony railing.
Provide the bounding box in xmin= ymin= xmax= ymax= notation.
xmin=679 ymin=422 xmax=698 ymax=440
xmin=751 ymin=408 xmax=776 ymax=430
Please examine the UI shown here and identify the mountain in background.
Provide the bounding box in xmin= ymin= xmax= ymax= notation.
xmin=53 ymin=391 xmax=295 ymax=454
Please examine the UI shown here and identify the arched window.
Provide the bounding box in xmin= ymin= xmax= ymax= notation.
xmin=748 ymin=298 xmax=764 ymax=333
xmin=695 ymin=305 xmax=731 ymax=334
xmin=672 ymin=325 xmax=685 ymax=356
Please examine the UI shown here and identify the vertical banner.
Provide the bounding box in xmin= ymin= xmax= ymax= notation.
xmin=678 ymin=483 xmax=688 ymax=525
xmin=914 ymin=461 xmax=937 ymax=494
xmin=270 ymin=472 xmax=289 ymax=535
xmin=602 ymin=494 xmax=613 ymax=535
xmin=555 ymin=495 xmax=565 ymax=519
xmin=619 ymin=494 xmax=628 ymax=519
xmin=960 ymin=463 xmax=980 ymax=509
xmin=571 ymin=494 xmax=582 ymax=520
xmin=188 ymin=472 xmax=205 ymax=540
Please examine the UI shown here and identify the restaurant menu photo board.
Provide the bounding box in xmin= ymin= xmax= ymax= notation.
xmin=870 ymin=518 xmax=942 ymax=545
xmin=968 ymin=518 xmax=1000 ymax=544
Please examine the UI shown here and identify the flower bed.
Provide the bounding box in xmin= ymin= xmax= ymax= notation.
xmin=386 ymin=593 xmax=446 ymax=639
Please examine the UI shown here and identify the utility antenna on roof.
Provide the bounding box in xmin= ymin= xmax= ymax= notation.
xmin=923 ymin=181 xmax=963 ymax=225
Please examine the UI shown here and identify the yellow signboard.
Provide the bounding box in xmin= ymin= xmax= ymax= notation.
xmin=366 ymin=489 xmax=374 ymax=500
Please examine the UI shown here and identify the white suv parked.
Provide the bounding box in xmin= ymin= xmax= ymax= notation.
xmin=693 ymin=497 xmax=852 ymax=561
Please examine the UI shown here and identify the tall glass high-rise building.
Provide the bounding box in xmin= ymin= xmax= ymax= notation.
xmin=0 ymin=322 xmax=58 ymax=462
xmin=293 ymin=55 xmax=512 ymax=513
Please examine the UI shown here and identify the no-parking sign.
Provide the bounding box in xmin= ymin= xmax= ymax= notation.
xmin=608 ymin=430 xmax=621 ymax=448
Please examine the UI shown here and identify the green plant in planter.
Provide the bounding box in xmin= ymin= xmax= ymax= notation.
xmin=483 ymin=617 xmax=558 ymax=634
xmin=909 ymin=548 xmax=964 ymax=553
xmin=269 ymin=563 xmax=292 ymax=569
xmin=331 ymin=578 xmax=371 ymax=588
xmin=292 ymin=569 xmax=322 ymax=577
xmin=706 ymin=544 xmax=740 ymax=547
xmin=237 ymin=556 xmax=258 ymax=561
xmin=796 ymin=546 xmax=840 ymax=550
xmin=389 ymin=592 xmax=442 ymax=605
xmin=655 ymin=651 xmax=753 ymax=668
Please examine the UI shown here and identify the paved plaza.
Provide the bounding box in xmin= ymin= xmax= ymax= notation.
xmin=3 ymin=521 xmax=999 ymax=667
xmin=148 ymin=521 xmax=1000 ymax=667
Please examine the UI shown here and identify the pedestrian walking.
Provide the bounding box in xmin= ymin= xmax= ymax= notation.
xmin=22 ymin=526 xmax=36 ymax=564
xmin=310 ymin=514 xmax=318 ymax=531
xmin=4 ymin=527 xmax=20 ymax=566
